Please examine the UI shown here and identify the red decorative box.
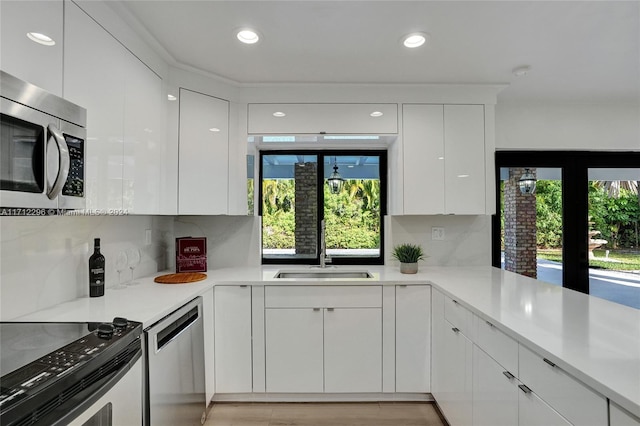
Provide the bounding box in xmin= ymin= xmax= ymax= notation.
xmin=176 ymin=237 xmax=207 ymax=272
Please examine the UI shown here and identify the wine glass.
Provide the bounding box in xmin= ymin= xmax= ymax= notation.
xmin=114 ymin=251 xmax=128 ymax=289
xmin=126 ymin=248 xmax=141 ymax=286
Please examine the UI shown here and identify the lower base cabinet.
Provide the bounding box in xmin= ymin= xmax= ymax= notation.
xmin=265 ymin=307 xmax=382 ymax=393
xmin=438 ymin=320 xmax=473 ymax=426
xmin=472 ymin=345 xmax=518 ymax=426
xmin=519 ymin=387 xmax=572 ymax=426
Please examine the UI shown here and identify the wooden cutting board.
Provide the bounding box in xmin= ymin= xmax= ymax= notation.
xmin=154 ymin=272 xmax=207 ymax=284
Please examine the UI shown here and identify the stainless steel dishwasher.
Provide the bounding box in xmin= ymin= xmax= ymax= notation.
xmin=145 ymin=296 xmax=206 ymax=426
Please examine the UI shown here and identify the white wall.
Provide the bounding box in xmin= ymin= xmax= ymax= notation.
xmin=496 ymin=102 xmax=640 ymax=151
xmin=0 ymin=215 xmax=173 ymax=320
xmin=386 ymin=215 xmax=492 ymax=267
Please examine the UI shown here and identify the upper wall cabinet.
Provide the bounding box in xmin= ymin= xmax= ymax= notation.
xmin=179 ymin=89 xmax=230 ymax=215
xmin=402 ymin=104 xmax=486 ymax=215
xmin=247 ymin=103 xmax=398 ymax=135
xmin=64 ymin=2 xmax=171 ymax=214
xmin=1 ymin=1 xmax=63 ymax=96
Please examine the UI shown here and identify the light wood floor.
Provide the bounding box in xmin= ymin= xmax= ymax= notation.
xmin=204 ymin=402 xmax=446 ymax=426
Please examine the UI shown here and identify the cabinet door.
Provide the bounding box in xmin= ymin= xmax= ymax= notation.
xmin=437 ymin=322 xmax=473 ymax=426
xmin=472 ymin=345 xmax=518 ymax=426
xmin=324 ymin=308 xmax=382 ymax=392
xmin=519 ymin=387 xmax=572 ymax=426
xmin=431 ymin=288 xmax=447 ymax=398
xmin=1 ymin=0 xmax=63 ymax=95
xmin=265 ymin=308 xmax=324 ymax=393
xmin=401 ymin=104 xmax=445 ymax=214
xmin=444 ymin=105 xmax=486 ymax=214
xmin=395 ymin=285 xmax=431 ymax=392
xmin=247 ymin=103 xmax=398 ymax=134
xmin=64 ymin=1 xmax=125 ymax=211
xmin=610 ymin=402 xmax=640 ymax=426
xmin=214 ymin=286 xmax=252 ymax=393
xmin=202 ymin=288 xmax=215 ymax=404
xmin=122 ymin=54 xmax=168 ymax=214
xmin=178 ymin=89 xmax=229 ymax=214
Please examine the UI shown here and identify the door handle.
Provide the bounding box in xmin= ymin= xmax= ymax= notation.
xmin=327 ymin=308 xmax=334 ymax=312
xmin=518 ymin=384 xmax=532 ymax=394
xmin=451 ymin=327 xmax=460 ymax=333
xmin=502 ymin=371 xmax=515 ymax=380
xmin=46 ymin=123 xmax=70 ymax=200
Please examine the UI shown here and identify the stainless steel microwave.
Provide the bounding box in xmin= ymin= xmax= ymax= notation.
xmin=0 ymin=71 xmax=87 ymax=210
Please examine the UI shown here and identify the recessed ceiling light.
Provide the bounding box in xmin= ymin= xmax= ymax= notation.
xmin=272 ymin=111 xmax=286 ymax=117
xmin=209 ymin=128 xmax=221 ymax=132
xmin=237 ymin=29 xmax=260 ymax=44
xmin=512 ymin=65 xmax=531 ymax=77
xmin=370 ymin=111 xmax=384 ymax=117
xmin=167 ymin=94 xmax=177 ymax=101
xmin=457 ymin=174 xmax=470 ymax=178
xmin=27 ymin=32 xmax=55 ymax=46
xmin=438 ymin=156 xmax=445 ymax=160
xmin=402 ymin=32 xmax=429 ymax=48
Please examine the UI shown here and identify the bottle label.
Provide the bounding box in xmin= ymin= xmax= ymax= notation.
xmin=90 ymin=267 xmax=104 ymax=274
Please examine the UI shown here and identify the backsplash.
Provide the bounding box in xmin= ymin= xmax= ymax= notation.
xmin=386 ymin=215 xmax=492 ymax=267
xmin=0 ymin=215 xmax=173 ymax=320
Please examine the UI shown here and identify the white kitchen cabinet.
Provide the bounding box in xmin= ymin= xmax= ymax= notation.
xmin=444 ymin=104 xmax=486 ymax=214
xmin=122 ymin=54 xmax=169 ymax=214
xmin=518 ymin=385 xmax=572 ymax=426
xmin=178 ymin=89 xmax=230 ymax=214
xmin=402 ymin=104 xmax=445 ymax=214
xmin=519 ymin=344 xmax=607 ymax=426
xmin=610 ymin=402 xmax=640 ymax=426
xmin=1 ymin=0 xmax=63 ymax=96
xmin=438 ymin=321 xmax=473 ymax=426
xmin=265 ymin=308 xmax=324 ymax=393
xmin=202 ymin=288 xmax=215 ymax=404
xmin=472 ymin=345 xmax=518 ymax=426
xmin=247 ymin=103 xmax=398 ymax=135
xmin=214 ymin=286 xmax=252 ymax=393
xmin=401 ymin=104 xmax=486 ymax=215
xmin=64 ymin=1 xmax=125 ymax=211
xmin=395 ymin=285 xmax=431 ymax=392
xmin=324 ymin=308 xmax=382 ymax=393
xmin=431 ymin=288 xmax=447 ymax=397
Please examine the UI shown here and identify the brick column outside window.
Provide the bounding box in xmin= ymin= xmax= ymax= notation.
xmin=504 ymin=167 xmax=537 ymax=278
xmin=294 ymin=162 xmax=317 ymax=256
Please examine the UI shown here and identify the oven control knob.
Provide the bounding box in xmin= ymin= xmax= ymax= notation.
xmin=97 ymin=323 xmax=115 ymax=339
xmin=112 ymin=317 xmax=128 ymax=329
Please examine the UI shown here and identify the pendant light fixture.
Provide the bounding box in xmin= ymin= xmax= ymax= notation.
xmin=519 ymin=168 xmax=537 ymax=195
xmin=327 ymin=157 xmax=345 ymax=194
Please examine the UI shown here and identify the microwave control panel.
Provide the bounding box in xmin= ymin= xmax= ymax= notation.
xmin=62 ymin=135 xmax=84 ymax=197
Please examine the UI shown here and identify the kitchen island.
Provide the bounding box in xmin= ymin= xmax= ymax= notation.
xmin=13 ymin=265 xmax=640 ymax=423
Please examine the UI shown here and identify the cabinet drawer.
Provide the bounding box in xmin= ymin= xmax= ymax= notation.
xmin=444 ymin=296 xmax=473 ymax=336
xmin=519 ymin=344 xmax=607 ymax=426
xmin=474 ymin=315 xmax=518 ymax=375
xmin=265 ymin=286 xmax=382 ymax=308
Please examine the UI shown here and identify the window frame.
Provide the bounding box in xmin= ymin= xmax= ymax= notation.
xmin=259 ymin=149 xmax=388 ymax=265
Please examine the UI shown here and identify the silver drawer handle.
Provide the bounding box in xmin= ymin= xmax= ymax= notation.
xmin=543 ymin=358 xmax=556 ymax=368
xmin=313 ymin=308 xmax=320 ymax=311
xmin=327 ymin=308 xmax=334 ymax=312
xmin=451 ymin=327 xmax=460 ymax=333
xmin=240 ymin=285 xmax=248 ymax=288
xmin=502 ymin=371 xmax=515 ymax=380
xmin=518 ymin=384 xmax=532 ymax=394
xmin=452 ymin=299 xmax=459 ymax=304
xmin=486 ymin=320 xmax=494 ymax=327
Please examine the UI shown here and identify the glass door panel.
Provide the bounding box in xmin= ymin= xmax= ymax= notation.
xmin=499 ymin=167 xmax=563 ymax=285
xmin=587 ymin=168 xmax=640 ymax=309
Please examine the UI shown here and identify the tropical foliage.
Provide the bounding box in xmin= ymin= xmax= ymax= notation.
xmin=260 ymin=178 xmax=381 ymax=250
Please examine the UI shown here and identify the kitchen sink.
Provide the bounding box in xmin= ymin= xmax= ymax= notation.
xmin=274 ymin=270 xmax=374 ymax=279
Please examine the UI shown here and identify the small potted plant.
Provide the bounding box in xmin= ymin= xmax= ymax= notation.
xmin=392 ymin=243 xmax=425 ymax=274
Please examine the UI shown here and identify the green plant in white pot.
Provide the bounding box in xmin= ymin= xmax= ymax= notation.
xmin=392 ymin=243 xmax=425 ymax=274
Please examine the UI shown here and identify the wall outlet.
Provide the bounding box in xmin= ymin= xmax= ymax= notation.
xmin=145 ymin=229 xmax=152 ymax=245
xmin=432 ymin=227 xmax=445 ymax=241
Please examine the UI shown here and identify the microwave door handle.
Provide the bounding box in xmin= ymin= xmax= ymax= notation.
xmin=46 ymin=123 xmax=70 ymax=200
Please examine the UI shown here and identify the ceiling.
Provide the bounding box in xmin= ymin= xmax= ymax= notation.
xmin=113 ymin=1 xmax=640 ymax=103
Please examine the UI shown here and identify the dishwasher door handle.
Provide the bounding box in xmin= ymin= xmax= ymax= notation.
xmin=149 ymin=298 xmax=202 ymax=354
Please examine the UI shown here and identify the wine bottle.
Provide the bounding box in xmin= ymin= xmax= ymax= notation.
xmin=89 ymin=238 xmax=105 ymax=297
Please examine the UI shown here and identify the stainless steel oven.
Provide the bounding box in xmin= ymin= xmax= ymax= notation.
xmin=0 ymin=70 xmax=86 ymax=210
xmin=0 ymin=318 xmax=143 ymax=426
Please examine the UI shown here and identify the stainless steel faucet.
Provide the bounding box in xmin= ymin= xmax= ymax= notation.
xmin=319 ymin=219 xmax=331 ymax=268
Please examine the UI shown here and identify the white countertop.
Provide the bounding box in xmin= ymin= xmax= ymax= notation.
xmin=14 ymin=265 xmax=640 ymax=418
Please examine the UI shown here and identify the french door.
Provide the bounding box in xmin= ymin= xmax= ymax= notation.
xmin=493 ymin=152 xmax=640 ymax=309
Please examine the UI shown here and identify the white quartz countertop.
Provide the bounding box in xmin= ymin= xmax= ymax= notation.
xmin=13 ymin=265 xmax=640 ymax=418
